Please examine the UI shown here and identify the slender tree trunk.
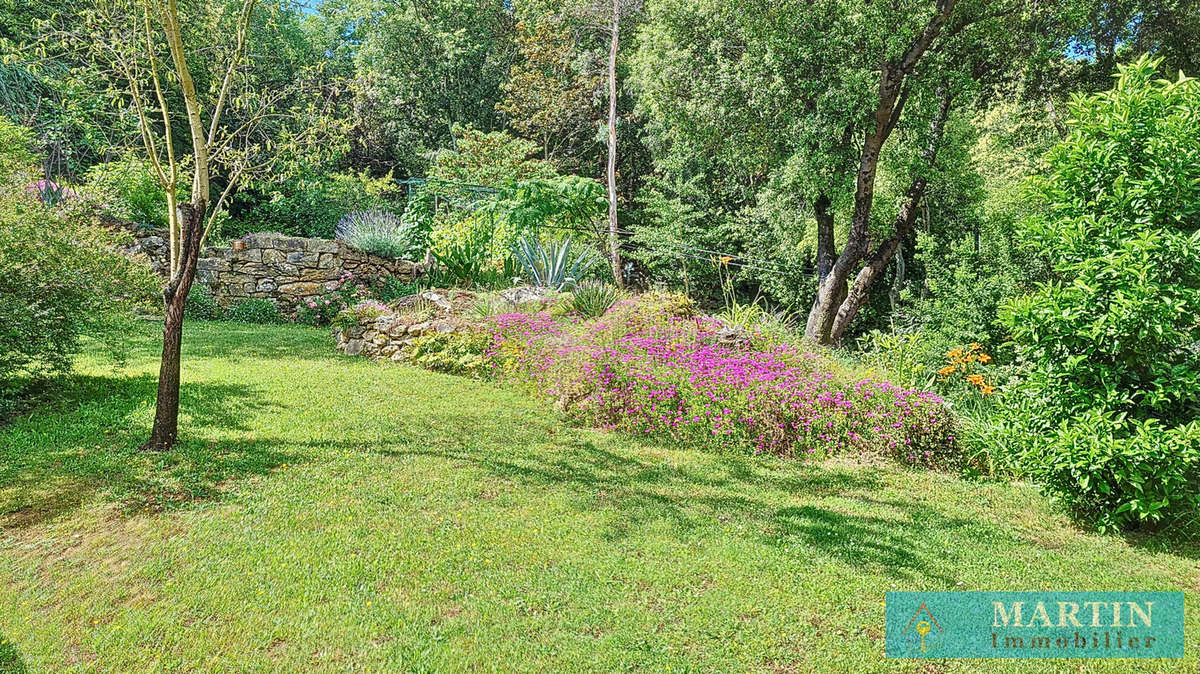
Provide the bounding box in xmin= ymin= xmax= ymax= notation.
xmin=606 ymin=0 xmax=623 ymax=288
xmin=141 ymin=201 xmax=205 ymax=452
xmin=827 ymin=179 xmax=926 ymax=343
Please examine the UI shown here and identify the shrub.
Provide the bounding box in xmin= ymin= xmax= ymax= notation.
xmin=568 ymin=281 xmax=622 ymax=318
xmin=82 ymin=155 xmax=179 ymax=231
xmin=185 ymin=287 xmax=224 ymax=321
xmin=335 ymin=208 xmax=420 ymax=259
xmin=430 ymin=224 xmax=496 ymax=287
xmin=228 ymin=298 xmax=284 ymax=324
xmin=408 ymin=330 xmax=493 ymax=377
xmin=295 ymin=273 xmax=371 ymax=326
xmin=230 ymin=170 xmax=397 ymax=240
xmin=374 ymin=276 xmax=421 ymax=303
xmin=1 ymin=141 xmax=159 ymax=396
xmin=511 ymin=235 xmax=599 ymax=290
xmin=1017 ymin=411 xmax=1200 ymax=531
xmin=998 ymin=57 xmax=1200 ymax=530
xmin=332 ymin=300 xmax=390 ymax=331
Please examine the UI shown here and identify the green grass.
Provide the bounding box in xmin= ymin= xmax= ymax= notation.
xmin=1 ymin=322 xmax=1197 ymax=672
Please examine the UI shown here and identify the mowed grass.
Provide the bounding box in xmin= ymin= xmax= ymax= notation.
xmin=1 ymin=323 xmax=1197 ymax=673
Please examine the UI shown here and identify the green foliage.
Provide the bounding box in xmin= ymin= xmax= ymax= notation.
xmin=233 ymin=170 xmax=397 ymax=240
xmin=568 ymin=281 xmax=622 ymax=318
xmin=227 ymin=298 xmax=284 ymax=325
xmin=998 ymin=57 xmax=1200 ymax=530
xmin=418 ymin=129 xmax=605 ymax=271
xmin=331 ymin=300 xmax=390 ymax=331
xmin=373 ymin=276 xmax=421 ymax=303
xmin=82 ymin=155 xmax=177 ymax=230
xmin=511 ymin=235 xmax=599 ymax=290
xmin=430 ymin=224 xmax=497 ymax=288
xmin=0 ymin=173 xmax=158 ymax=395
xmin=408 ymin=330 xmax=492 ymax=377
xmin=339 ymin=3 xmax=518 ymax=175
xmin=0 ymin=118 xmax=37 ymax=177
xmin=185 ymin=287 xmax=224 ymax=321
xmin=1019 ymin=410 xmax=1200 ymax=531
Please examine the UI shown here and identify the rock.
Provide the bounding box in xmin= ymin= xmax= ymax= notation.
xmin=407 ymin=321 xmax=431 ymax=334
xmin=344 ymin=339 xmax=364 ymax=356
xmin=197 ymin=257 xmax=230 ymax=272
xmin=499 ymin=285 xmax=550 ymax=306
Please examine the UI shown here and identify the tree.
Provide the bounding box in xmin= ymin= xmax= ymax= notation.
xmin=632 ymin=0 xmax=1026 ymax=344
xmin=497 ymin=17 xmax=603 ymax=170
xmin=325 ymin=0 xmax=518 ymax=176
xmin=60 ymin=0 xmax=333 ymax=450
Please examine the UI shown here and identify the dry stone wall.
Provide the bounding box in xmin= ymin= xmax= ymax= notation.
xmin=127 ymin=231 xmax=423 ymax=310
xmin=333 ymin=290 xmax=478 ymax=361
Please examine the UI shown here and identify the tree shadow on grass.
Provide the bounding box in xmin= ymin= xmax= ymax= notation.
xmin=376 ymin=418 xmax=974 ymax=582
xmin=0 ymin=635 xmax=25 ymax=674
xmin=0 ymin=373 xmax=301 ymax=530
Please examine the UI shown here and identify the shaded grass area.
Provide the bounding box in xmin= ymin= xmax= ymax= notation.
xmin=0 ymin=322 xmax=1196 ymax=672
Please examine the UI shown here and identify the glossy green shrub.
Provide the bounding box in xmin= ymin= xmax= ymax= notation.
xmin=998 ymin=57 xmax=1200 ymax=530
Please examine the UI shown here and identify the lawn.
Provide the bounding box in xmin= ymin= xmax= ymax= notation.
xmin=0 ymin=322 xmax=1196 ymax=672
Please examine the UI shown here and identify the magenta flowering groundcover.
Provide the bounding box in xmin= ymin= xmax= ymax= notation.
xmin=480 ymin=302 xmax=960 ymax=468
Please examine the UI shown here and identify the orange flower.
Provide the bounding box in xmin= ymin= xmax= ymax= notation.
xmin=981 ymin=385 xmax=996 ymax=395
xmin=966 ymin=374 xmax=985 ymax=386
xmin=978 ymin=353 xmax=992 ymax=364
xmin=938 ymin=365 xmax=956 ymax=376
xmin=947 ymin=348 xmax=963 ymax=359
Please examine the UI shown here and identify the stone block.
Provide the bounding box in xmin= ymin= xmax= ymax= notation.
xmin=197 ymin=257 xmax=230 ymax=272
xmin=344 ymin=339 xmax=364 ymax=356
xmin=277 ymin=281 xmax=324 ymax=296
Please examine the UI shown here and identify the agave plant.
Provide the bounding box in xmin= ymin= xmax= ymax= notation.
xmin=335 ymin=209 xmax=419 ymax=259
xmin=511 ymin=235 xmax=599 ymax=291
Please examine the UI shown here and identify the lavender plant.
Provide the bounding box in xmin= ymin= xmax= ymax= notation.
xmin=335 ymin=209 xmax=419 ymax=259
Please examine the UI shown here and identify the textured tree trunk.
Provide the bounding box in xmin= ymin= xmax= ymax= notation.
xmin=803 ymin=0 xmax=958 ymax=346
xmin=141 ymin=201 xmax=205 ymax=452
xmin=606 ymin=0 xmax=623 ymax=288
xmin=805 ymin=194 xmax=838 ymax=341
xmin=827 ymin=179 xmax=926 ymax=343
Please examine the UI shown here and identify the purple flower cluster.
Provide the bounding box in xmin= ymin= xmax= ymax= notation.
xmin=479 ymin=301 xmax=960 ymax=467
